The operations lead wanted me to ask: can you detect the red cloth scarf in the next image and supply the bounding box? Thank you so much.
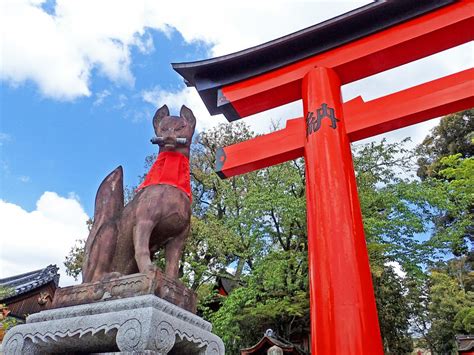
[137,151,191,200]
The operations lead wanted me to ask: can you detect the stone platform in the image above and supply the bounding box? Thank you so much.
[51,270,197,313]
[2,294,224,354]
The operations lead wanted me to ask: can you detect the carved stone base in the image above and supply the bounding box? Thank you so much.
[51,270,197,313]
[2,295,224,354]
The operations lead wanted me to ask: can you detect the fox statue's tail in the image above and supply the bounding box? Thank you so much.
[82,166,124,283]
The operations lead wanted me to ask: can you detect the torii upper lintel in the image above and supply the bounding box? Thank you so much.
[172,0,471,121]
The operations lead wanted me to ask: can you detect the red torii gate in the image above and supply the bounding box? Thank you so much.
[173,1,474,353]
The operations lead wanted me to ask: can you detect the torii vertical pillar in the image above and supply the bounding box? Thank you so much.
[303,67,383,354]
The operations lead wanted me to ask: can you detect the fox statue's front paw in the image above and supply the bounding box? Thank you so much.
[145,263,160,275]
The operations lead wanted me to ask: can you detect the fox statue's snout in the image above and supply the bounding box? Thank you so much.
[82,104,196,284]
[150,136,187,146]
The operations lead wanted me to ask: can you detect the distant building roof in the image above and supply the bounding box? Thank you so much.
[0,265,60,301]
[457,335,474,353]
[241,332,304,355]
[217,274,240,296]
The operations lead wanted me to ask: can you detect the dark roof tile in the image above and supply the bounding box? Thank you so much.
[0,264,60,301]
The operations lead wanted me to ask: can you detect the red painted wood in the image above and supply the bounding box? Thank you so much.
[220,0,473,119]
[303,67,383,354]
[346,68,474,141]
[216,68,474,178]
[217,117,305,178]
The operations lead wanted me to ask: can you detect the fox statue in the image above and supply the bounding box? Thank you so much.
[82,104,196,283]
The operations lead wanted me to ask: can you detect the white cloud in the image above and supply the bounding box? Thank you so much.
[386,261,407,279]
[0,133,12,146]
[148,1,372,58]
[93,89,111,106]
[0,0,369,100]
[0,0,159,100]
[142,86,227,132]
[0,192,89,286]
[18,175,31,183]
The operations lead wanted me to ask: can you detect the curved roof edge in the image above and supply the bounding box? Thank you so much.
[171,0,456,119]
[0,264,60,300]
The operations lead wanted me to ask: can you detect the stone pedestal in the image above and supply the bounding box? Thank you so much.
[2,295,224,354]
[52,270,197,313]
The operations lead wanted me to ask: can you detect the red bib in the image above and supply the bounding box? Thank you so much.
[137,151,191,200]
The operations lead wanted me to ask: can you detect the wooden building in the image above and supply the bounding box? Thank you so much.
[0,264,59,320]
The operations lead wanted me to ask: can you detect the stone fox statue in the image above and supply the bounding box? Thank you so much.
[82,105,196,283]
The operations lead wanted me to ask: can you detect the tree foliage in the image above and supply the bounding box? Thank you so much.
[414,110,473,256]
[373,266,412,354]
[407,261,474,354]
[0,287,18,333]
[64,238,85,280]
[63,218,92,280]
[416,109,473,179]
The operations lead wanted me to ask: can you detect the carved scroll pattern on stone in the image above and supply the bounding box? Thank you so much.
[3,333,24,355]
[205,341,221,355]
[151,320,175,352]
[116,318,144,351]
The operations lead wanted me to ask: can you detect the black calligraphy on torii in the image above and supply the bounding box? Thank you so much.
[306,103,340,136]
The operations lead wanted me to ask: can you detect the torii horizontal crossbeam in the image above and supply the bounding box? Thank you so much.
[173,1,472,122]
[219,1,472,120]
[216,68,474,178]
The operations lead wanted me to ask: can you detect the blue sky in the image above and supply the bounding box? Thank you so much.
[0,0,472,285]
[1,29,209,216]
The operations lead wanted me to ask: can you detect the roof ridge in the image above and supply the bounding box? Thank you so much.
[0,264,60,300]
[0,267,45,284]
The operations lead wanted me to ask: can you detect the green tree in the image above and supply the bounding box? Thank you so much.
[435,154,474,253]
[64,238,85,280]
[416,109,473,179]
[373,266,413,354]
[0,286,14,300]
[415,110,473,257]
[415,270,473,354]
[210,249,309,354]
[0,287,17,333]
[182,122,264,288]
[405,152,474,354]
[63,218,92,280]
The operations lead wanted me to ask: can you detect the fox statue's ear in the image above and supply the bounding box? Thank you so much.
[153,105,169,134]
[180,105,196,130]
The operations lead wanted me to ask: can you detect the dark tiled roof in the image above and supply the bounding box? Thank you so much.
[217,275,240,295]
[457,335,474,352]
[0,264,59,301]
[241,335,303,354]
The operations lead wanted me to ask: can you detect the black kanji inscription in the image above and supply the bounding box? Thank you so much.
[306,103,339,136]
